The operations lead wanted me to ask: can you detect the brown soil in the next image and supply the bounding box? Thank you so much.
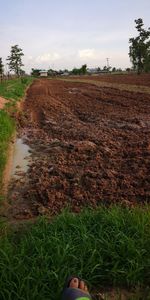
[0,96,8,109]
[5,78,150,219]
[72,73,150,87]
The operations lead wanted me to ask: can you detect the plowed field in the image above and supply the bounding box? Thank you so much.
[7,77,150,219]
[72,73,150,87]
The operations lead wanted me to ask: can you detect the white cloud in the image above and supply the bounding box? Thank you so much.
[27,55,33,60]
[78,49,96,59]
[35,52,61,63]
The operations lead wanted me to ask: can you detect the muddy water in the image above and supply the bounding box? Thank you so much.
[11,138,31,178]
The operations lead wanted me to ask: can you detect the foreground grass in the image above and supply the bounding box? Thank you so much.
[0,77,33,102]
[0,77,33,185]
[0,206,150,299]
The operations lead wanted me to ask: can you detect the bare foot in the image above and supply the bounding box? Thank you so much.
[69,277,89,294]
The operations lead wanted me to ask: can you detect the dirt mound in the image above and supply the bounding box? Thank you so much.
[6,78,150,219]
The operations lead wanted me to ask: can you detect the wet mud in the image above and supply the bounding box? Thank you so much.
[5,78,150,219]
[11,138,31,178]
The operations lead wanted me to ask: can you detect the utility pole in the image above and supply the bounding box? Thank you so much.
[106,58,110,70]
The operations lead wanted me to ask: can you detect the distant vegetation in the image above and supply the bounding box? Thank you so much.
[31,65,88,76]
[31,65,127,77]
[71,64,87,75]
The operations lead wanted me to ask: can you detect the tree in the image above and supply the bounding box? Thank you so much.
[97,67,101,72]
[112,67,116,72]
[80,64,87,75]
[126,68,131,73]
[71,64,87,75]
[103,66,108,71]
[0,57,4,75]
[7,45,24,76]
[129,18,150,74]
[72,67,80,75]
[31,68,41,77]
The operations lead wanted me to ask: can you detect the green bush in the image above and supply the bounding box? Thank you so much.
[21,77,28,84]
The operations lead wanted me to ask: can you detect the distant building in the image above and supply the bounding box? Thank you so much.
[87,68,109,75]
[87,68,98,74]
[61,72,70,76]
[39,70,48,77]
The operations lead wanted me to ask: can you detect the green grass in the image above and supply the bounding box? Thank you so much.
[0,77,33,102]
[0,110,15,183]
[0,206,150,299]
[0,77,33,185]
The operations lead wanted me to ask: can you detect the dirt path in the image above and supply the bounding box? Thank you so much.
[4,78,150,220]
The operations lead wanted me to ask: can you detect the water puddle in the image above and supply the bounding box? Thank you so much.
[11,138,31,178]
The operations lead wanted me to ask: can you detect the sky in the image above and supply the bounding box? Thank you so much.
[0,0,150,73]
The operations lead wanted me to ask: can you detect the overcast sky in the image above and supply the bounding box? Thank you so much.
[1,0,150,73]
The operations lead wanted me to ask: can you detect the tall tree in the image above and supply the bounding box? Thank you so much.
[0,57,4,75]
[72,64,87,75]
[129,18,150,74]
[31,68,41,76]
[80,64,87,74]
[7,45,24,76]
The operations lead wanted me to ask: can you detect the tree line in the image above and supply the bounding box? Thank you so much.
[31,64,88,76]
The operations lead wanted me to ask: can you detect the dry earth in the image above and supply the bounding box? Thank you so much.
[72,73,150,87]
[0,96,8,109]
[5,77,150,219]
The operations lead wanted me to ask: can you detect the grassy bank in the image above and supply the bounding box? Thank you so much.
[0,110,15,183]
[0,77,33,102]
[0,206,150,299]
[0,77,33,185]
